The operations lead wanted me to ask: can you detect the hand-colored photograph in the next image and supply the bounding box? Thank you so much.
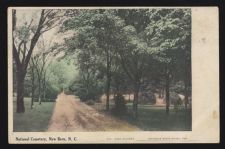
[11,8,192,132]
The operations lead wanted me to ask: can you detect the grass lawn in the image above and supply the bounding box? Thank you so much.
[13,98,55,132]
[13,97,191,132]
[122,104,192,131]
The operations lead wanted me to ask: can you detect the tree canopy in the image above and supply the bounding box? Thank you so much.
[13,8,191,118]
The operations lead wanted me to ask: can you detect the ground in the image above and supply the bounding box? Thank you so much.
[13,94,191,132]
[13,98,54,132]
[93,103,192,131]
[48,93,140,131]
[125,104,191,131]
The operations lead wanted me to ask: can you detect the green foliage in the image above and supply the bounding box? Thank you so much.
[85,99,95,105]
[70,74,104,101]
[145,9,191,77]
[16,9,192,131]
[46,59,76,97]
[61,9,191,107]
[21,9,191,107]
[169,91,180,105]
[16,26,31,41]
[170,81,185,94]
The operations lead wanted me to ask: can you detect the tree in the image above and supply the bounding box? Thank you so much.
[91,10,125,111]
[31,36,55,104]
[62,9,125,110]
[12,9,64,112]
[145,9,191,114]
[116,37,152,118]
[60,8,191,118]
[47,58,76,96]
[75,42,101,101]
[115,9,153,118]
[29,58,36,109]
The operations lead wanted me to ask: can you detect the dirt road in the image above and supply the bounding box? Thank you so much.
[47,93,140,131]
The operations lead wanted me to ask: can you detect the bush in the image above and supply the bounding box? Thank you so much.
[170,91,180,105]
[85,99,95,105]
[170,81,185,94]
[70,80,104,102]
[139,92,156,104]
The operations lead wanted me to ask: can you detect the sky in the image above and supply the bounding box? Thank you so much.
[15,9,79,80]
[15,9,75,60]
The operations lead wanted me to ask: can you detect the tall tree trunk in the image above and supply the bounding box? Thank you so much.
[114,83,120,107]
[43,77,46,102]
[133,82,140,119]
[16,71,25,113]
[13,9,55,113]
[38,78,41,105]
[31,66,34,109]
[184,60,190,109]
[106,51,111,111]
[86,83,89,100]
[41,73,46,102]
[165,72,170,115]
[162,88,165,98]
[106,72,111,111]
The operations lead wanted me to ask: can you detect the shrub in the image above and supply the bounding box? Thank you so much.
[170,91,180,105]
[85,99,95,105]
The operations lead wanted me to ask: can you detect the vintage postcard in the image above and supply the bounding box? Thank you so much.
[8,7,219,143]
